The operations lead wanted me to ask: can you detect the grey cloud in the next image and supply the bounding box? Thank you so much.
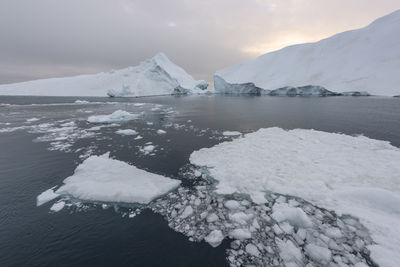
[0,0,399,84]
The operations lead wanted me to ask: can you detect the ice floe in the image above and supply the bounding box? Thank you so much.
[87,110,138,124]
[37,187,59,206]
[116,129,138,136]
[56,153,181,204]
[190,127,400,266]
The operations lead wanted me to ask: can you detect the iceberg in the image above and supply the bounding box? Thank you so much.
[215,10,400,96]
[190,127,400,267]
[0,53,208,97]
[56,153,181,204]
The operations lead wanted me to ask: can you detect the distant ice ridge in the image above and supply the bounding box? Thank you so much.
[0,53,208,97]
[190,127,400,267]
[215,10,400,96]
[55,153,181,204]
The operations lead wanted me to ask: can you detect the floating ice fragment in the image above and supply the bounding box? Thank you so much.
[87,110,138,123]
[50,201,65,212]
[224,200,241,210]
[229,228,252,240]
[272,202,313,228]
[204,230,224,247]
[56,153,180,204]
[116,129,138,136]
[180,206,193,219]
[74,100,89,104]
[245,243,260,257]
[37,188,59,206]
[305,243,332,264]
[156,129,167,135]
[222,131,241,136]
[26,117,40,122]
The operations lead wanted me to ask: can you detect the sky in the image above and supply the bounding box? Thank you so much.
[0,0,399,85]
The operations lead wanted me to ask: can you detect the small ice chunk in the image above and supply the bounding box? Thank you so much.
[142,145,155,153]
[156,129,167,135]
[180,206,193,219]
[37,188,59,206]
[245,243,260,257]
[50,201,65,212]
[75,100,89,104]
[88,110,138,123]
[229,228,252,240]
[26,117,40,122]
[204,230,224,247]
[116,129,138,136]
[272,203,313,228]
[223,131,242,136]
[277,239,303,264]
[229,212,253,225]
[194,170,202,177]
[304,244,332,264]
[134,135,143,140]
[325,227,343,239]
[224,200,241,210]
[206,213,219,223]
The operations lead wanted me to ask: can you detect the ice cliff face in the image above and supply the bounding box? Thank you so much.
[0,53,208,97]
[215,10,400,96]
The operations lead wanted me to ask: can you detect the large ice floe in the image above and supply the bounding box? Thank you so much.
[190,127,400,267]
[215,10,400,96]
[55,153,181,204]
[0,53,208,97]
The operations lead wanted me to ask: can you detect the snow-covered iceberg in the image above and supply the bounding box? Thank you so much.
[215,10,400,96]
[56,153,181,204]
[190,127,400,266]
[0,53,208,97]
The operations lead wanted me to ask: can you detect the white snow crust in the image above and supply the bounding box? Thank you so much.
[190,127,400,266]
[215,10,400,96]
[0,53,208,97]
[56,153,181,204]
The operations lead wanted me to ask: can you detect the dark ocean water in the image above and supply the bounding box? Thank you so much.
[0,95,399,267]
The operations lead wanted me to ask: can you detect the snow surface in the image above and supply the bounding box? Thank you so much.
[87,110,138,123]
[215,10,400,96]
[0,53,208,97]
[190,127,400,266]
[56,153,181,204]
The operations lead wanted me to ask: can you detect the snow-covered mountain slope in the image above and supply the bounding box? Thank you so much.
[215,10,400,96]
[0,53,208,97]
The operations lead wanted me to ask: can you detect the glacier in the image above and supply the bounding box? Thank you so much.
[0,53,208,97]
[215,10,400,97]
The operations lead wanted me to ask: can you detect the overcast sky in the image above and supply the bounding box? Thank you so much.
[1,0,399,84]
